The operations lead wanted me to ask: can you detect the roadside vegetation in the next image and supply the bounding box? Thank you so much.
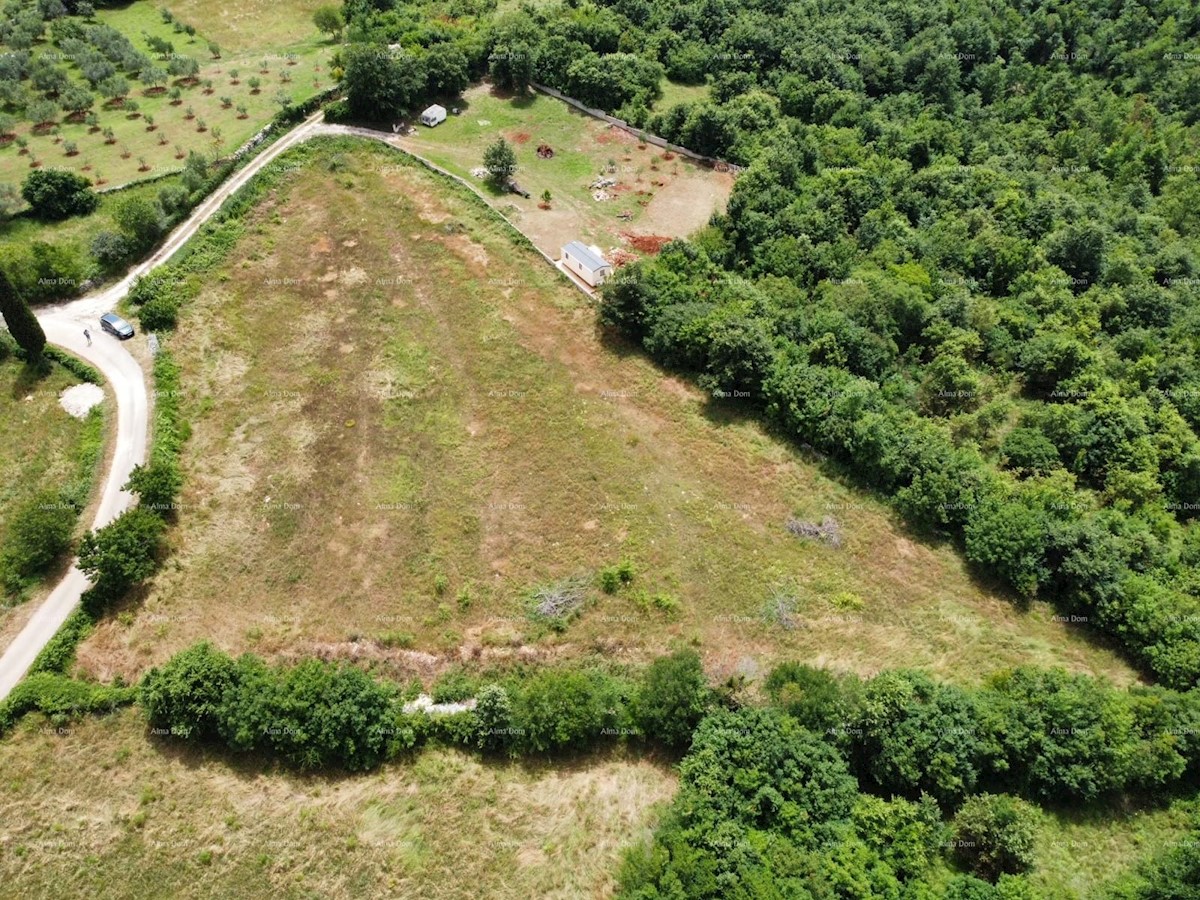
[0,333,103,608]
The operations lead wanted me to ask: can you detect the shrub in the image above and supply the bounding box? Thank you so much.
[430,668,476,703]
[90,229,132,269]
[313,4,343,38]
[952,794,1039,882]
[323,98,350,122]
[679,706,859,845]
[765,661,861,734]
[127,267,177,306]
[77,506,166,602]
[138,291,180,330]
[632,648,710,750]
[483,137,516,187]
[21,168,98,220]
[140,641,242,740]
[473,684,517,754]
[598,565,622,594]
[113,195,166,249]
[985,667,1141,802]
[28,608,94,675]
[514,668,630,753]
[0,490,76,593]
[124,461,182,516]
[856,793,948,882]
[0,673,135,735]
[852,670,989,807]
[1,240,88,302]
[234,659,398,771]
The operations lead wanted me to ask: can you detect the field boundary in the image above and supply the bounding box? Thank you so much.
[529,81,742,173]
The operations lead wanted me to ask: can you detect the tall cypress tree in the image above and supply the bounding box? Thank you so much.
[0,268,45,360]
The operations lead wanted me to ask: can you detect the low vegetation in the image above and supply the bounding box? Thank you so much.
[0,704,673,898]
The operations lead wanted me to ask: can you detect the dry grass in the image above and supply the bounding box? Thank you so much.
[0,709,675,899]
[73,140,1139,689]
[156,0,333,52]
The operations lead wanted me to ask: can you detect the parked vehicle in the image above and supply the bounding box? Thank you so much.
[99,312,135,340]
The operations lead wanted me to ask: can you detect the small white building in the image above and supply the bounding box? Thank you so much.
[561,241,612,287]
[419,104,447,127]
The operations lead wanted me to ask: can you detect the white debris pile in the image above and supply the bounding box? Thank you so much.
[402,694,477,716]
[470,166,489,179]
[58,383,104,419]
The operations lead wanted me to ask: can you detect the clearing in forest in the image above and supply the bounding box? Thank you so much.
[73,138,1136,689]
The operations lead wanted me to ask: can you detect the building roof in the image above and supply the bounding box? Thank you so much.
[563,241,609,272]
[421,104,447,117]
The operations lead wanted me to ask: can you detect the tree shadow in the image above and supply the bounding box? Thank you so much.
[593,320,645,362]
[8,356,52,399]
[486,84,537,111]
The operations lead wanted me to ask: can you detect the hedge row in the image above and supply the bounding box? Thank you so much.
[139,643,711,770]
[0,672,135,736]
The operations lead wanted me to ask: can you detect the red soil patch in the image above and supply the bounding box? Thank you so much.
[595,126,638,146]
[510,131,532,144]
[622,233,673,254]
[608,248,639,267]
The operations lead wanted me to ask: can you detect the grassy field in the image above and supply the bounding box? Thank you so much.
[0,353,104,635]
[651,79,710,111]
[149,0,330,53]
[0,708,675,899]
[0,2,335,190]
[70,138,1138,689]
[397,82,733,260]
[1031,799,1200,898]
[0,356,93,549]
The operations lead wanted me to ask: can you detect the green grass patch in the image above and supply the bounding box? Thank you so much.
[651,79,710,111]
[0,354,101,590]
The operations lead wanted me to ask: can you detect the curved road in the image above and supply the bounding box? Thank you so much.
[0,111,328,700]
